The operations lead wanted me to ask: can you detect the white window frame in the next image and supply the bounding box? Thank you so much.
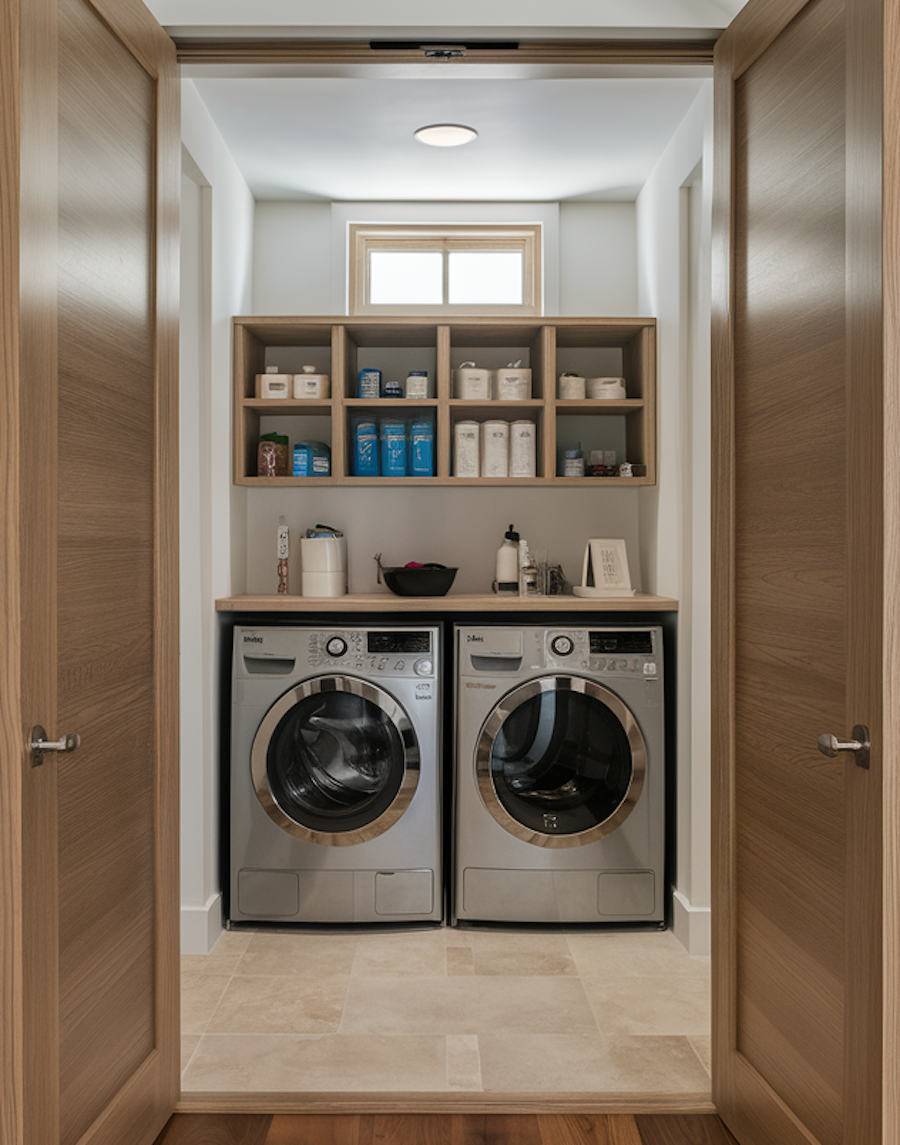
[349,223,542,316]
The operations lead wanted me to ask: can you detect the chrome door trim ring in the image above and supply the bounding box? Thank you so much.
[251,674,420,847]
[475,674,646,849]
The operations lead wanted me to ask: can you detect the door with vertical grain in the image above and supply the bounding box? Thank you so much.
[712,1,900,1144]
[0,1,179,1143]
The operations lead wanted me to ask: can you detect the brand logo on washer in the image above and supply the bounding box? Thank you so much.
[465,682,496,689]
[466,634,485,643]
[242,635,263,644]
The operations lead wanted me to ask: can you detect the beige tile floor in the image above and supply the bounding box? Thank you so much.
[181,925,711,1095]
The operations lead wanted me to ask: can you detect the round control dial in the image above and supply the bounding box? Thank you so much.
[414,658,433,676]
[550,635,575,657]
[325,636,348,657]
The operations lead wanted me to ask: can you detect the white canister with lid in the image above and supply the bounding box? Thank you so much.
[454,421,481,477]
[293,365,330,399]
[558,373,586,400]
[493,367,532,401]
[586,376,627,400]
[481,420,510,478]
[453,362,491,400]
[509,420,537,478]
[300,535,346,597]
[257,365,292,399]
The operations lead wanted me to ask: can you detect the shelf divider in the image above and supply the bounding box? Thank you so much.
[331,323,347,478]
[540,324,556,479]
[436,326,452,478]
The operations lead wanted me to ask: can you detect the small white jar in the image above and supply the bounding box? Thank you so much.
[405,371,430,398]
[293,365,330,399]
[493,368,532,401]
[558,373,586,400]
[257,366,292,399]
[454,362,491,400]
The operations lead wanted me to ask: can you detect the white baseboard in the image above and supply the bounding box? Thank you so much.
[671,888,710,956]
[181,893,223,955]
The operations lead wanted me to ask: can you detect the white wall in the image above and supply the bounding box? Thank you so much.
[180,81,255,953]
[253,202,331,315]
[248,199,638,592]
[559,202,637,317]
[636,81,712,953]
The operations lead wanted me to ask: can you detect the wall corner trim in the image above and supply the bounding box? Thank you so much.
[181,894,223,955]
[671,887,711,956]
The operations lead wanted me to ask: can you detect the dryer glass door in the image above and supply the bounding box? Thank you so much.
[476,676,646,848]
[251,676,419,846]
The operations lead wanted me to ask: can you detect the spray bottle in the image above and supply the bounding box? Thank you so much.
[494,524,519,595]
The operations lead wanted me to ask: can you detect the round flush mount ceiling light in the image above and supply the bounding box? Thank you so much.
[414,123,478,147]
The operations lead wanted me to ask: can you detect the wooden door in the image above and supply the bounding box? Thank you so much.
[0,1,180,1144]
[712,1,900,1143]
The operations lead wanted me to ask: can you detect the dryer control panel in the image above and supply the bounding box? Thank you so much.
[546,628,660,679]
[309,629,435,678]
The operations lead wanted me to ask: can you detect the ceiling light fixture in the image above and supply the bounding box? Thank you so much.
[414,123,478,147]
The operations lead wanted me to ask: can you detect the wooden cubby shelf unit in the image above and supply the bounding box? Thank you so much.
[233,316,657,487]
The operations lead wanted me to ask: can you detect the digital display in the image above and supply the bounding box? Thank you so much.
[367,631,432,654]
[589,631,653,655]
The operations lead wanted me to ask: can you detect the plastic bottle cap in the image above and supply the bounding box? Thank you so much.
[505,524,519,541]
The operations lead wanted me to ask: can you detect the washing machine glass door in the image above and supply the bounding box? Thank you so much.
[475,676,646,849]
[251,675,419,846]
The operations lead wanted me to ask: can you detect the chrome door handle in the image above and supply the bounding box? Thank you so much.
[30,725,81,765]
[817,725,870,768]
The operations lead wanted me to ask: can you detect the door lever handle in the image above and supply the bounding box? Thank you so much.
[30,725,81,765]
[817,725,870,768]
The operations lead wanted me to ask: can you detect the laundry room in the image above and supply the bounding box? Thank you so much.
[174,27,714,1103]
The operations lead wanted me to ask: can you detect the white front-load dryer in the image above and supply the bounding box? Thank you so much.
[230,625,442,924]
[453,625,664,925]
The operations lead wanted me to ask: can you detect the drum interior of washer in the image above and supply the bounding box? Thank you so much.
[267,690,405,833]
[491,690,633,835]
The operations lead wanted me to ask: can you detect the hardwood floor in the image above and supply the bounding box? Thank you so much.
[153,1113,738,1144]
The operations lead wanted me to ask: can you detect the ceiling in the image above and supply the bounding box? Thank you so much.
[150,0,739,203]
[190,74,709,202]
[147,0,748,39]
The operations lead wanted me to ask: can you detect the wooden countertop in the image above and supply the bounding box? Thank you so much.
[216,593,678,613]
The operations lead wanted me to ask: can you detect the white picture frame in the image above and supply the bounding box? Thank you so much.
[573,538,636,597]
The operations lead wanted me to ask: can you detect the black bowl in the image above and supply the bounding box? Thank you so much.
[381,563,457,597]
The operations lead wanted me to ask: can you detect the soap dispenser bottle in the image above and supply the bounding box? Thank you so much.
[494,524,520,595]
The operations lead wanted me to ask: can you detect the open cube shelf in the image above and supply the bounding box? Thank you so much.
[233,316,657,486]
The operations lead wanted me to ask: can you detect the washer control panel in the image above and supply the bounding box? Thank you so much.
[308,629,435,678]
[545,629,659,678]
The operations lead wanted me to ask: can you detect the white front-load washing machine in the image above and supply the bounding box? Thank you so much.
[453,624,664,925]
[230,624,442,924]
